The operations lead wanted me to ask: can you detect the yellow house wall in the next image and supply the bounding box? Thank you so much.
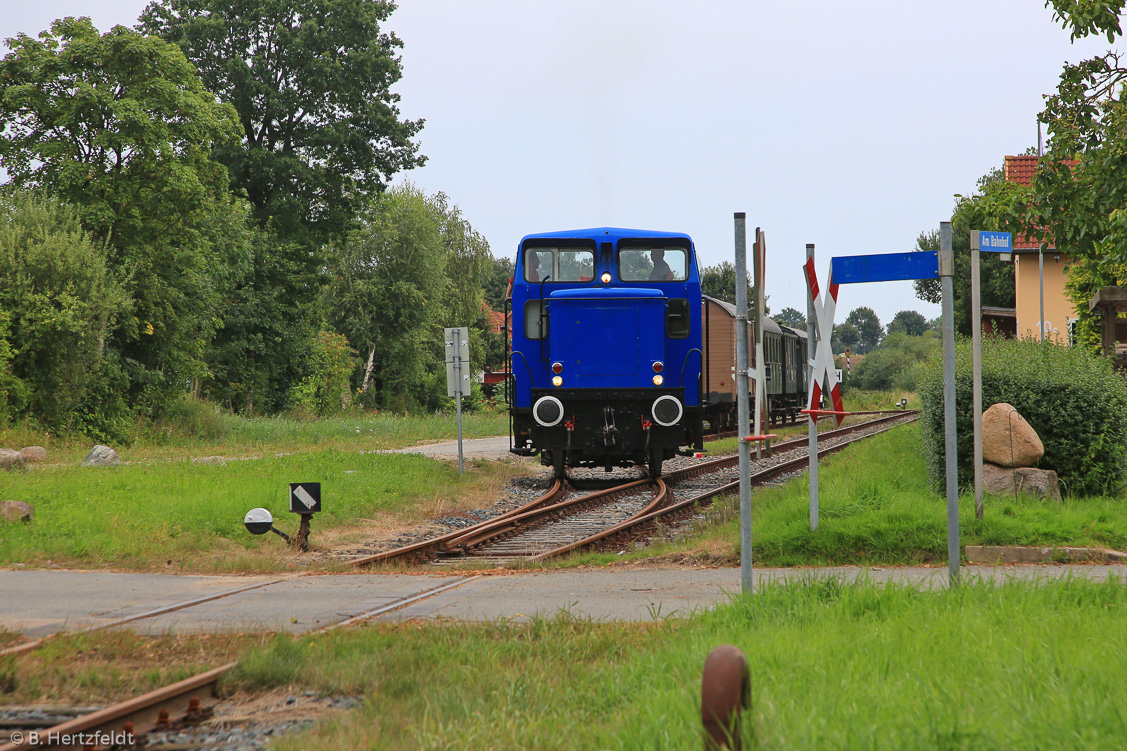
[1013,251,1075,343]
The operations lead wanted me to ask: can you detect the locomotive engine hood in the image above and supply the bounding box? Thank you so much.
[546,287,666,388]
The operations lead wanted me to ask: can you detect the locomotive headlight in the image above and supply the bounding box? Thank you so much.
[600,272,612,284]
[552,375,563,387]
[652,374,664,386]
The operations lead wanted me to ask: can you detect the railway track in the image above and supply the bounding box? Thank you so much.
[355,411,918,567]
[0,664,233,751]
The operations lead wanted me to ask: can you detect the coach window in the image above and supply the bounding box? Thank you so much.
[524,300,549,340]
[666,298,691,339]
[618,248,688,282]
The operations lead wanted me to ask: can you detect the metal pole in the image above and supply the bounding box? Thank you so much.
[806,243,818,532]
[752,230,764,461]
[970,232,984,520]
[940,221,959,586]
[455,328,465,475]
[1039,243,1045,343]
[734,213,753,594]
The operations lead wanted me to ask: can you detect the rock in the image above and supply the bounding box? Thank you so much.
[1,500,33,522]
[81,445,120,467]
[983,462,1061,501]
[19,446,46,463]
[191,456,227,466]
[982,403,1044,468]
[0,449,25,471]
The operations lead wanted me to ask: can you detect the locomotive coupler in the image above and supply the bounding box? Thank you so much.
[602,406,618,447]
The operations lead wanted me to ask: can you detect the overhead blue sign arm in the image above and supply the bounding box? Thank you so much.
[831,251,939,284]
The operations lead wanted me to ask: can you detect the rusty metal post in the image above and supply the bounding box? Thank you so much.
[701,645,750,750]
[294,515,311,552]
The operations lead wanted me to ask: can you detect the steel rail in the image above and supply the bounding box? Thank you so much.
[349,478,565,566]
[0,663,236,751]
[352,412,916,567]
[665,411,919,482]
[530,415,917,562]
[440,477,663,554]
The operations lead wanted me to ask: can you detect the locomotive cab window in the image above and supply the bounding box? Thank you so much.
[523,247,595,283]
[666,298,691,339]
[618,248,688,282]
[524,300,549,340]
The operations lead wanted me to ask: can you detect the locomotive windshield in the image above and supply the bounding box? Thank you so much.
[523,247,595,283]
[618,248,688,282]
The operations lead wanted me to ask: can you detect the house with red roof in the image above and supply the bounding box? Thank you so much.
[984,155,1078,344]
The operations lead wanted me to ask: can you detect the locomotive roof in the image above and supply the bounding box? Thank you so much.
[519,227,693,245]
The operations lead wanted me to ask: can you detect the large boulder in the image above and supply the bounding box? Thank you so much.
[0,449,25,471]
[19,446,46,463]
[982,403,1044,468]
[1,500,33,522]
[81,445,120,467]
[983,462,1061,501]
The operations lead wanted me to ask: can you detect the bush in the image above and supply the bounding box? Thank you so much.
[918,336,1127,497]
[851,331,940,391]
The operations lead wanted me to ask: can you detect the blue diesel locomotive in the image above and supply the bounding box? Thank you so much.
[507,227,705,478]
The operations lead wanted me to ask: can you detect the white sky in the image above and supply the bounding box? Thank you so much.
[2,1,1118,325]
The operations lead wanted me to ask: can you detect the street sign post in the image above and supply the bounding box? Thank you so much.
[829,222,961,586]
[734,214,753,594]
[969,231,1013,520]
[445,327,470,474]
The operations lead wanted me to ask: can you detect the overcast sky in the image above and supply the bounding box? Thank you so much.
[2,1,1118,325]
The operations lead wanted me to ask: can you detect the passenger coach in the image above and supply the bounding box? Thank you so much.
[508,228,705,478]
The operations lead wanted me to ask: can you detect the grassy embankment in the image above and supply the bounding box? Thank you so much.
[0,411,519,572]
[5,578,1127,749]
[575,420,1127,568]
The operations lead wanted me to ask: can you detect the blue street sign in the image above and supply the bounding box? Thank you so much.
[832,251,939,284]
[975,231,1012,252]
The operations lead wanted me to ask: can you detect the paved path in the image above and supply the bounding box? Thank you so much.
[385,435,518,462]
[2,565,1124,641]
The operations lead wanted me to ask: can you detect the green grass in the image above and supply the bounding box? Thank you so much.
[217,577,1127,750]
[576,421,1127,568]
[0,449,523,571]
[0,408,510,464]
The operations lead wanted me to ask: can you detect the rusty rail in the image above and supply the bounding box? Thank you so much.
[350,478,565,566]
[0,663,235,751]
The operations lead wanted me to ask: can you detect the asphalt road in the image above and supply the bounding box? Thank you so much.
[3,565,1124,642]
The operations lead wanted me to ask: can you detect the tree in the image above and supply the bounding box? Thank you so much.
[774,306,806,330]
[913,167,1016,338]
[845,307,883,353]
[0,18,241,417]
[323,183,446,406]
[887,310,929,336]
[700,261,767,317]
[851,331,940,392]
[483,256,515,313]
[833,321,860,354]
[140,0,426,244]
[0,191,130,432]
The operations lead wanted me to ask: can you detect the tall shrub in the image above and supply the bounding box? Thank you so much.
[0,191,130,434]
[918,336,1127,497]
